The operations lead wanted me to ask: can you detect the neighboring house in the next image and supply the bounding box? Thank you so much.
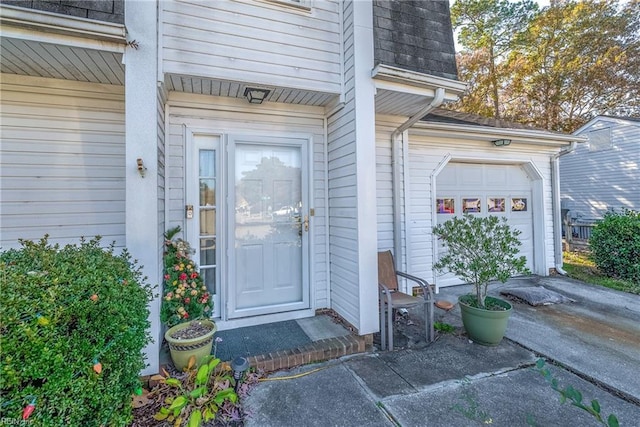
[560,116,640,222]
[0,0,582,375]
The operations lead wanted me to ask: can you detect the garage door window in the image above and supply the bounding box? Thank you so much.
[511,198,528,212]
[436,198,455,214]
[488,198,505,213]
[462,198,481,213]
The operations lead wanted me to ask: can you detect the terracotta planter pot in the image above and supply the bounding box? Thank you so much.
[165,319,217,370]
[458,295,512,346]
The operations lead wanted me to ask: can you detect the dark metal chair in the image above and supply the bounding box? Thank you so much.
[378,250,436,350]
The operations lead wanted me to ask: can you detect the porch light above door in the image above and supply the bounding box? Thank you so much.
[243,87,271,104]
[492,139,512,147]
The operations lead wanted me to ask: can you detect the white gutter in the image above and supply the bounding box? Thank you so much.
[412,121,580,147]
[551,141,579,275]
[0,4,126,43]
[390,88,445,274]
[372,64,468,96]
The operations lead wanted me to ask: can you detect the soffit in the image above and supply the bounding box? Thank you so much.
[372,64,467,117]
[0,5,126,85]
[165,74,338,108]
[0,37,124,85]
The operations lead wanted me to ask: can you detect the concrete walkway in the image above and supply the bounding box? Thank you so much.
[244,276,640,426]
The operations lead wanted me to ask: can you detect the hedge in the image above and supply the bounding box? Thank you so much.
[0,236,154,426]
[589,209,640,283]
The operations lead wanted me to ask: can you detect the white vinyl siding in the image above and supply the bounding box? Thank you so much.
[561,119,639,219]
[165,92,329,309]
[0,74,125,248]
[326,0,360,330]
[158,86,168,259]
[161,0,341,94]
[375,116,408,268]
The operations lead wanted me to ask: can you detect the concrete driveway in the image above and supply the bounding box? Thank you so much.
[245,276,640,426]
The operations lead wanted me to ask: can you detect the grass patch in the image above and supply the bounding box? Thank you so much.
[434,321,456,334]
[563,251,639,295]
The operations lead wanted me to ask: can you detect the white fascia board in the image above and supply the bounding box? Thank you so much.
[573,116,640,135]
[374,80,459,102]
[411,121,587,147]
[372,64,468,97]
[0,4,126,48]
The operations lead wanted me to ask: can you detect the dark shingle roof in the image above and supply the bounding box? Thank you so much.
[422,108,563,134]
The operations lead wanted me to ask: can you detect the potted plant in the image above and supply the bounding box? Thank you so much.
[161,227,215,370]
[433,215,530,345]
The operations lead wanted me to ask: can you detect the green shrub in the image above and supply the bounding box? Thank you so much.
[0,236,154,426]
[589,209,640,283]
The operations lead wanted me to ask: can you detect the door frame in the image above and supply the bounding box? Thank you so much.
[226,133,311,319]
[185,128,314,325]
[185,129,225,318]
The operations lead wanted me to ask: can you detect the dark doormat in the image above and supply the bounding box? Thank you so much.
[213,320,312,362]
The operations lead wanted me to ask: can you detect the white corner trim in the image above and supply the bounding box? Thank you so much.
[0,4,126,43]
[429,153,453,292]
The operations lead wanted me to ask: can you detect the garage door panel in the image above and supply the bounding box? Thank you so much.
[461,165,483,185]
[485,167,508,186]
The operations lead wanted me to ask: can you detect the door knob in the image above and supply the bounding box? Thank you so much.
[304,215,309,232]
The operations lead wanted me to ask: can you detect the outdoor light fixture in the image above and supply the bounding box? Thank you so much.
[136,158,147,177]
[492,139,512,147]
[231,356,250,392]
[243,87,271,104]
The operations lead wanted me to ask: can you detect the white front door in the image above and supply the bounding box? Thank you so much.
[228,135,310,319]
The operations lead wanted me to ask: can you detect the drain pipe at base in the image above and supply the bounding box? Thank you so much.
[551,141,577,275]
[390,88,445,273]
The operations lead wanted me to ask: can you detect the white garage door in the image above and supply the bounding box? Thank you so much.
[435,162,534,287]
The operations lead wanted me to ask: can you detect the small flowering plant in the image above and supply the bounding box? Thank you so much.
[160,227,213,327]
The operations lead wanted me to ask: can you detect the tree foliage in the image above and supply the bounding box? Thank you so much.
[451,0,640,132]
[451,0,539,118]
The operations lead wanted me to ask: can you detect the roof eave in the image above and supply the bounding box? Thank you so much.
[372,64,468,97]
[411,121,587,147]
[0,4,126,45]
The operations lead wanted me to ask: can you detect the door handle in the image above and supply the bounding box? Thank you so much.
[304,215,309,232]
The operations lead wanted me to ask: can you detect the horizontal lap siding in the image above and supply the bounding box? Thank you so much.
[375,116,407,268]
[326,0,359,329]
[162,0,341,93]
[0,74,125,248]
[158,86,168,263]
[561,121,640,219]
[167,93,328,308]
[407,133,558,283]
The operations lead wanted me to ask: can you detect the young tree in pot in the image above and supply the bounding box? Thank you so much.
[433,215,530,345]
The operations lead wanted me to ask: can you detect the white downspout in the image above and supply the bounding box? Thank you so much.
[390,88,445,275]
[551,141,577,275]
